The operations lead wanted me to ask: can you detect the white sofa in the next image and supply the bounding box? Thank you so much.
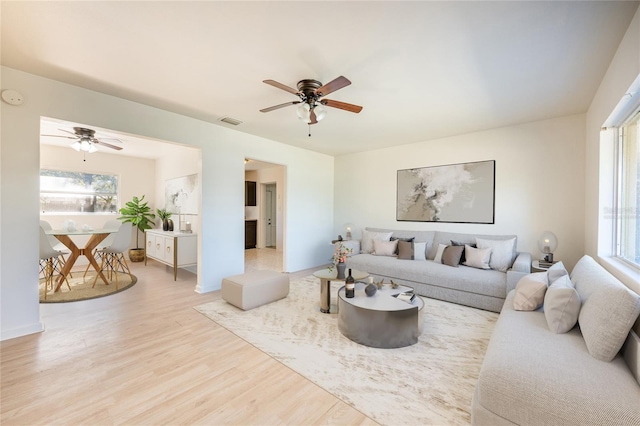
[472,255,640,425]
[344,227,531,313]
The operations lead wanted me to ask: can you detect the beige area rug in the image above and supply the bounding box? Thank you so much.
[195,275,498,425]
[40,271,137,303]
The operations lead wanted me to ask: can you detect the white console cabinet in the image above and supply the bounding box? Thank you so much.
[145,229,197,280]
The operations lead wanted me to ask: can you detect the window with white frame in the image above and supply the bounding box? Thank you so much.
[615,113,640,268]
[40,169,118,214]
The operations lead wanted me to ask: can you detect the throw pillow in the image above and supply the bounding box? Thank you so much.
[361,229,393,254]
[513,272,548,311]
[397,240,414,260]
[441,245,464,267]
[434,243,448,263]
[571,255,640,362]
[475,237,517,272]
[544,275,581,333]
[413,242,427,261]
[547,261,568,283]
[391,236,414,254]
[373,239,398,256]
[463,245,492,270]
[451,240,475,263]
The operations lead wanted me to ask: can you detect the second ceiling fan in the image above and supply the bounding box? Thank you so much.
[260,76,363,125]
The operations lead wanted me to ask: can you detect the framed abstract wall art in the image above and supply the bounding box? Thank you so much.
[396,160,495,224]
[165,173,199,214]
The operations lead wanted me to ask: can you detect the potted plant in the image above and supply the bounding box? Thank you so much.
[156,208,173,231]
[118,195,156,262]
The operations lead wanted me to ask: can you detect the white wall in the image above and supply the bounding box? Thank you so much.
[1,67,334,341]
[334,114,586,271]
[585,7,640,294]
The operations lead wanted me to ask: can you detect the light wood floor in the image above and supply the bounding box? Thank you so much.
[1,257,377,425]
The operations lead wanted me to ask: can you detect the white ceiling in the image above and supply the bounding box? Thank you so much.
[3,1,638,156]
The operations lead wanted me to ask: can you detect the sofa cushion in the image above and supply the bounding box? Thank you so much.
[413,242,427,261]
[476,290,640,425]
[513,272,547,311]
[547,261,568,283]
[476,237,516,272]
[372,239,397,256]
[366,227,434,245]
[442,245,464,267]
[434,243,447,263]
[571,255,640,362]
[451,240,476,263]
[544,274,580,334]
[397,240,413,260]
[360,229,393,254]
[464,245,491,270]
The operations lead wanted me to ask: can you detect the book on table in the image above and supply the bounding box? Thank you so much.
[396,291,416,303]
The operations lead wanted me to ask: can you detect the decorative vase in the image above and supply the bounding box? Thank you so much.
[336,262,346,280]
[162,218,169,231]
[167,219,174,231]
[365,283,377,297]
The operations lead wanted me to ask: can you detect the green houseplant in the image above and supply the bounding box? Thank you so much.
[156,208,173,231]
[118,195,156,262]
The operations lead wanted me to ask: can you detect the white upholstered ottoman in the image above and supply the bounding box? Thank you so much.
[221,270,290,310]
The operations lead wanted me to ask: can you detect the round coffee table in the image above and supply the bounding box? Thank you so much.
[337,282,425,348]
[313,268,368,313]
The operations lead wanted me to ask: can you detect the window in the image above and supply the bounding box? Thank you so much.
[615,114,640,267]
[40,169,118,214]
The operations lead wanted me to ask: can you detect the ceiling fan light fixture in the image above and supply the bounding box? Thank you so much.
[71,141,82,151]
[296,103,311,123]
[314,104,327,121]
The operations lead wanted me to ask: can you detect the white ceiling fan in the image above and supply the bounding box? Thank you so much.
[42,127,123,153]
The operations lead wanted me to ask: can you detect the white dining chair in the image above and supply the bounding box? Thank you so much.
[83,219,121,278]
[40,220,73,278]
[92,222,133,290]
[39,226,71,300]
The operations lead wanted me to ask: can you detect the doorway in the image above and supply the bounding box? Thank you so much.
[264,183,276,248]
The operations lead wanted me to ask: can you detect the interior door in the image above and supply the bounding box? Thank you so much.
[265,184,276,248]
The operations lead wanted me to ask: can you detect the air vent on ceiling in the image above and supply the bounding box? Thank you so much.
[220,117,243,126]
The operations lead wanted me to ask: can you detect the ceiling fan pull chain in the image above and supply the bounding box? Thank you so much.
[308,124,311,138]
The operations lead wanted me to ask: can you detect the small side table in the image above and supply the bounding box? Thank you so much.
[313,268,368,313]
[532,260,558,272]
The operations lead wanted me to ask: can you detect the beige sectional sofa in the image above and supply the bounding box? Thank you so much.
[343,227,531,313]
[472,255,640,425]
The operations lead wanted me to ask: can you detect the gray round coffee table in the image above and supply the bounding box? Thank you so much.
[337,282,425,348]
[313,268,368,313]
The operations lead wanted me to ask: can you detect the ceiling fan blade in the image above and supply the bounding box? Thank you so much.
[59,128,79,136]
[263,80,299,95]
[95,141,123,150]
[315,76,351,97]
[260,101,301,113]
[309,109,318,125]
[96,137,123,144]
[321,99,363,113]
[41,134,77,139]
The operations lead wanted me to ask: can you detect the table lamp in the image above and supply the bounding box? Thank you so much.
[344,223,354,240]
[537,231,558,263]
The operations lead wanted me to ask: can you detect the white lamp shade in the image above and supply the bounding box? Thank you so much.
[296,103,311,123]
[314,104,327,121]
[537,231,558,254]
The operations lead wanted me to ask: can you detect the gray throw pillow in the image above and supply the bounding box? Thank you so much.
[451,240,475,263]
[441,245,464,267]
[544,275,581,333]
[397,240,414,260]
[571,255,640,362]
[547,261,568,283]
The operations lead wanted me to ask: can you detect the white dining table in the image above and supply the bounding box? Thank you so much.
[45,228,119,292]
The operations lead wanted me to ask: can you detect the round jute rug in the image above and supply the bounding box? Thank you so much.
[40,271,137,303]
